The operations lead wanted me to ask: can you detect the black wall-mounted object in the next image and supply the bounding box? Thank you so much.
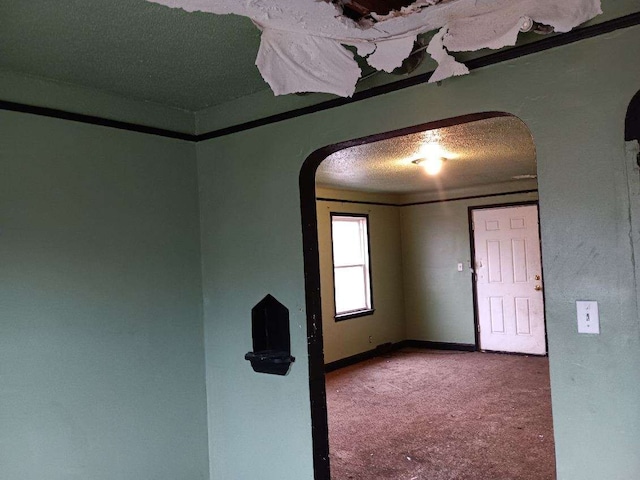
[626,90,640,167]
[625,90,640,143]
[245,294,295,376]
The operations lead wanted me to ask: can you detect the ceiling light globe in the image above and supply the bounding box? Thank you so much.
[423,157,444,175]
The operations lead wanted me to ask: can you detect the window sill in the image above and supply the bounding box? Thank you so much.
[335,309,375,322]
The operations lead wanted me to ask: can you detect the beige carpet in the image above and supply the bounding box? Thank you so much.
[326,348,556,480]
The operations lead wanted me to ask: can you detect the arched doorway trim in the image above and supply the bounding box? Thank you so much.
[298,111,527,479]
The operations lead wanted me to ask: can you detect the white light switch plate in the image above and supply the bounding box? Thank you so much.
[457,263,464,272]
[576,301,600,334]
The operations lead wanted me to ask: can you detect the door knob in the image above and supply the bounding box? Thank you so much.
[534,274,541,280]
[534,285,542,291]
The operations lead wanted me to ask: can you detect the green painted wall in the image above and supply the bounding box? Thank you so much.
[195,133,315,480]
[196,25,640,480]
[0,112,209,480]
[316,191,405,364]
[401,188,538,344]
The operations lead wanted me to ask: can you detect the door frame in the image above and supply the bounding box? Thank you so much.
[468,201,549,355]
[299,112,519,480]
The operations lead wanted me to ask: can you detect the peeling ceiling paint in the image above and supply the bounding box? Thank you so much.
[148,0,602,96]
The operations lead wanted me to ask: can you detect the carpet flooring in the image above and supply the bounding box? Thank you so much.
[326,348,556,480]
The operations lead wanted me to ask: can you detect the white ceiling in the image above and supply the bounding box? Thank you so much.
[316,115,537,194]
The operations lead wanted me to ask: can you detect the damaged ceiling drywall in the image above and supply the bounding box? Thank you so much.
[148,0,602,97]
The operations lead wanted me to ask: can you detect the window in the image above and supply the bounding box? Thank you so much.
[331,214,373,320]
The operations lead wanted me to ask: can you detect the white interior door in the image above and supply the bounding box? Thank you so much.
[473,205,546,355]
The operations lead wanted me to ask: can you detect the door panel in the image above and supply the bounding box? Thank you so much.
[473,205,546,354]
[489,297,505,333]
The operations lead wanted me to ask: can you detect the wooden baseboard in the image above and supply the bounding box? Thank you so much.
[401,339,476,352]
[324,342,400,372]
[324,340,476,372]
[480,348,547,357]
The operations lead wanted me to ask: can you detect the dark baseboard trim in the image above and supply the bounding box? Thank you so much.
[325,342,402,372]
[324,340,477,372]
[402,339,477,352]
[2,12,639,143]
[480,349,548,358]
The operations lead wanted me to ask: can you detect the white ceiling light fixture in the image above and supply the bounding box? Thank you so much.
[413,156,445,176]
[412,140,452,175]
[148,0,601,97]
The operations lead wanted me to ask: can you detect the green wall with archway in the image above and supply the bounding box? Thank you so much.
[196,25,640,480]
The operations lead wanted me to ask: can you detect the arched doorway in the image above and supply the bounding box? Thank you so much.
[300,112,555,479]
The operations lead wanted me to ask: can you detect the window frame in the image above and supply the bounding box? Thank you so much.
[329,212,375,321]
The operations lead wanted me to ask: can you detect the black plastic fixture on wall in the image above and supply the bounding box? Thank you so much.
[245,294,295,376]
[625,89,640,167]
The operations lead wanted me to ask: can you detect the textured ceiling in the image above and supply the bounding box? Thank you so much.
[0,1,265,111]
[316,115,537,194]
